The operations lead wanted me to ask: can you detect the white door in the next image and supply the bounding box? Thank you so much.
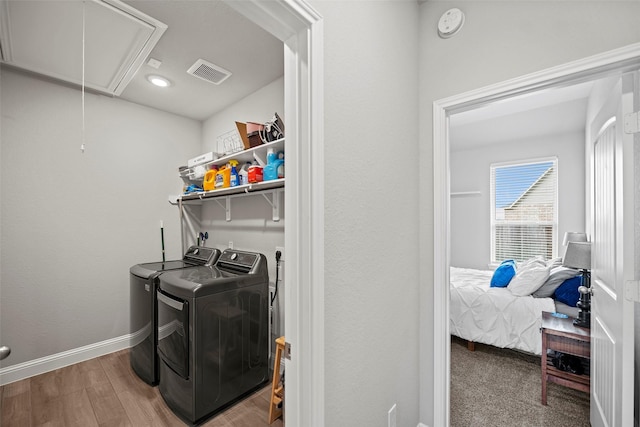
[589,73,636,427]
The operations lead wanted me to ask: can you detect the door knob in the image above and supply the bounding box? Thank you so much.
[578,285,593,296]
[0,345,11,360]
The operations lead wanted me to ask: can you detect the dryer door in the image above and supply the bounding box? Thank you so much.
[157,290,189,379]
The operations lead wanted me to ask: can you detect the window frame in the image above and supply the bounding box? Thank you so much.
[489,157,559,264]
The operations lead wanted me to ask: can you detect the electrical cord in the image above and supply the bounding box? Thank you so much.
[270,250,282,306]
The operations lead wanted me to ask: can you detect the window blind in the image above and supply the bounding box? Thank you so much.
[490,159,557,263]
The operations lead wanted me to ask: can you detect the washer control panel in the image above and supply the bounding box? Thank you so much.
[218,250,258,268]
[183,246,219,266]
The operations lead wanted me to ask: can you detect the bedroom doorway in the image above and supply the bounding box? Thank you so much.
[432,44,640,427]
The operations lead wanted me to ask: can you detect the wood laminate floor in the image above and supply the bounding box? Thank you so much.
[0,349,283,427]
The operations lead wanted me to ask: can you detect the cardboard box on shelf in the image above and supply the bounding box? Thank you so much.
[247,131,262,148]
[235,121,264,149]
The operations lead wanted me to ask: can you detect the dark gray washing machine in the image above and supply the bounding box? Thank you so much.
[129,245,221,385]
[156,249,269,425]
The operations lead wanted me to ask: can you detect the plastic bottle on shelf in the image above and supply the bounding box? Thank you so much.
[203,165,218,191]
[215,165,229,189]
[239,162,250,186]
[276,151,285,179]
[229,160,239,187]
[264,150,284,181]
[266,148,276,164]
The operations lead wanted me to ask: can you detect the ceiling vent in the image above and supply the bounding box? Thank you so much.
[187,59,232,85]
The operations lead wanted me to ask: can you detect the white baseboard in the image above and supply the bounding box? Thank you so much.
[417,423,429,427]
[0,334,132,386]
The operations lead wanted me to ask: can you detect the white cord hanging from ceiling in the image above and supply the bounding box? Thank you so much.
[80,0,86,153]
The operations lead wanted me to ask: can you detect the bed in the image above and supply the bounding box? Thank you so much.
[450,262,581,356]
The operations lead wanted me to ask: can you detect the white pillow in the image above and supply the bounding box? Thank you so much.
[508,258,551,296]
[517,255,545,269]
[546,257,563,268]
[532,266,580,298]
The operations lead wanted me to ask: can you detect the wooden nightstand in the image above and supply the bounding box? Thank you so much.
[541,311,591,405]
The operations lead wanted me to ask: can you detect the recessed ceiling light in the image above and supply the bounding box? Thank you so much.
[147,75,171,87]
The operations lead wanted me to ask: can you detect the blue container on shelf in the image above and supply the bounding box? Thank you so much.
[263,151,284,181]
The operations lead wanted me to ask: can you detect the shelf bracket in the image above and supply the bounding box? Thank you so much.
[261,189,281,222]
[253,151,267,167]
[214,197,232,222]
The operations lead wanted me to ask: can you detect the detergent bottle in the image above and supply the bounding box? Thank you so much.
[276,151,285,178]
[215,164,229,189]
[266,148,277,164]
[229,160,239,187]
[264,150,284,181]
[263,162,276,181]
[203,165,218,191]
[239,162,250,186]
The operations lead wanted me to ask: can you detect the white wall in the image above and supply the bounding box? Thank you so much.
[419,1,640,424]
[0,68,201,367]
[450,132,586,270]
[309,2,420,426]
[201,76,284,154]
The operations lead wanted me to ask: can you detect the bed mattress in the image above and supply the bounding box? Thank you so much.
[450,266,557,355]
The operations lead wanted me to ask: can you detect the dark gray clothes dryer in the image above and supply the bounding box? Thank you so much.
[156,249,269,425]
[129,246,220,386]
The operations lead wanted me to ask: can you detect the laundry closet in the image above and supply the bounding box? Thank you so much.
[145,84,286,423]
[0,0,285,424]
[124,1,287,423]
[178,86,287,363]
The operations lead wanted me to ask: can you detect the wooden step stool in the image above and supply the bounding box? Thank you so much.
[269,336,285,424]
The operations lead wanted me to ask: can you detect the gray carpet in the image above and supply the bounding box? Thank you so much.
[450,336,590,427]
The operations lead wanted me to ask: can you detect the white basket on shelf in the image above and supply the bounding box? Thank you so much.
[217,129,244,155]
[179,167,202,187]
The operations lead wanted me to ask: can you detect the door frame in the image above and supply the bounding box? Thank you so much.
[432,42,640,427]
[226,1,325,425]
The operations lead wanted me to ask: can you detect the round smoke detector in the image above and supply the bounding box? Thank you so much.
[438,8,465,39]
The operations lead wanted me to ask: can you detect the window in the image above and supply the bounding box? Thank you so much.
[490,159,557,263]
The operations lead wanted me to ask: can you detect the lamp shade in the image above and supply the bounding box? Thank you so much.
[563,242,591,270]
[563,232,588,246]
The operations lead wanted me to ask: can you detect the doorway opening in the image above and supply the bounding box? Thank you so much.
[431,43,640,427]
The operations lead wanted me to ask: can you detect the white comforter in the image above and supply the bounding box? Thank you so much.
[450,266,556,355]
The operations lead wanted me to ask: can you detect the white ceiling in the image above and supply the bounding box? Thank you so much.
[450,81,595,151]
[120,0,283,121]
[0,0,284,122]
[1,1,596,134]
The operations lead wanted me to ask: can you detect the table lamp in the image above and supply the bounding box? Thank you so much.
[562,232,588,257]
[563,241,591,328]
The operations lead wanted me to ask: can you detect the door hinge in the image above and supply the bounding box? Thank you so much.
[624,111,640,134]
[624,280,640,302]
[284,341,292,360]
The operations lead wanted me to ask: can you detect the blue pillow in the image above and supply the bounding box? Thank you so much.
[554,275,583,306]
[490,260,516,288]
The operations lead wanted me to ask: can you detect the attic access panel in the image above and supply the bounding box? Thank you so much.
[0,0,167,96]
